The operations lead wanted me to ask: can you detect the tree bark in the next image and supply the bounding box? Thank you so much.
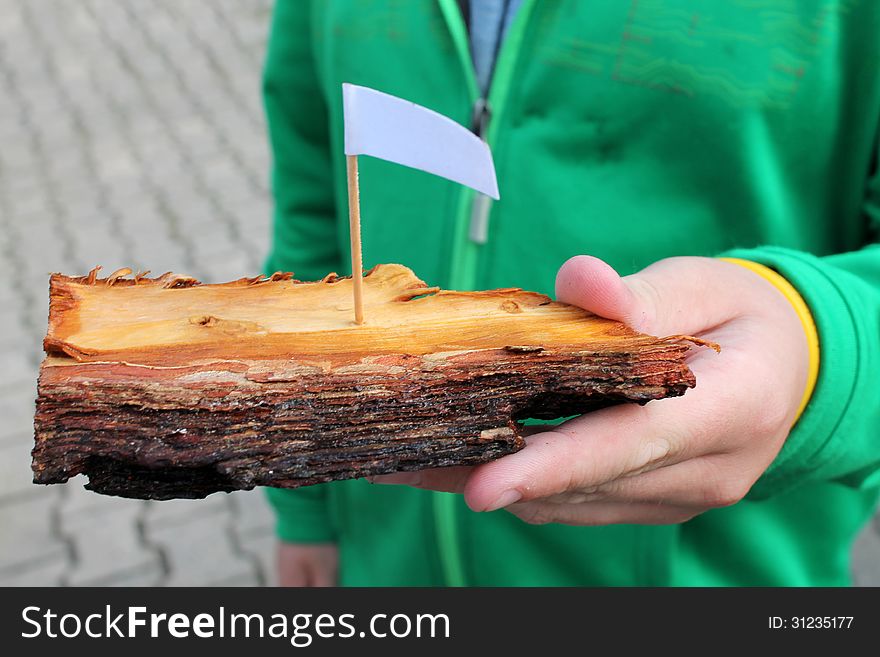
[32,264,710,500]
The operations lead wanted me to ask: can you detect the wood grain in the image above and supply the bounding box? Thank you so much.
[32,264,708,499]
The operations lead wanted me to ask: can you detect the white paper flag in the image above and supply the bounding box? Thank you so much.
[342,83,499,200]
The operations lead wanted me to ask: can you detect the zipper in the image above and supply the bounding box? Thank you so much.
[437,0,480,294]
[469,99,493,244]
[433,0,537,588]
[439,0,536,291]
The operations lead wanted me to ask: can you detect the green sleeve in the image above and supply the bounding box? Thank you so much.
[262,0,340,543]
[725,132,880,499]
[263,0,341,279]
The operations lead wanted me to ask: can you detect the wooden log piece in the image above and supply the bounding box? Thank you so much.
[32,264,710,500]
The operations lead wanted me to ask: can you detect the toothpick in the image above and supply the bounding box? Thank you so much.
[346,154,365,325]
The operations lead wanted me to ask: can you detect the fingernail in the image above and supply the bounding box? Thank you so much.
[483,489,522,512]
[370,473,422,486]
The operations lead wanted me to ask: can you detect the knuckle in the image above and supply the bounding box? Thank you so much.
[625,426,677,476]
[509,504,555,526]
[635,509,697,526]
[564,480,617,503]
[589,479,619,500]
[687,380,740,442]
[666,509,700,525]
[542,430,598,496]
[738,360,795,439]
[626,277,662,334]
[702,477,749,509]
[641,435,673,469]
[753,396,791,438]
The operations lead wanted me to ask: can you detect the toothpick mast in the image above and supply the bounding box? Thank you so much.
[341,83,500,326]
[346,154,364,325]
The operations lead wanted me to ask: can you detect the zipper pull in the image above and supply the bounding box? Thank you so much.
[469,98,493,245]
[471,98,492,137]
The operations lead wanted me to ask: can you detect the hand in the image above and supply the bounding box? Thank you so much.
[374,255,809,526]
[277,541,339,586]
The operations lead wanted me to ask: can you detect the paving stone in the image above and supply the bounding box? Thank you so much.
[218,196,272,237]
[227,491,277,585]
[228,490,275,534]
[143,494,228,529]
[129,242,190,276]
[0,350,37,399]
[16,227,72,277]
[25,307,52,342]
[60,493,162,587]
[197,247,258,281]
[7,193,53,222]
[73,563,164,587]
[0,558,67,586]
[0,0,279,587]
[852,520,880,586]
[0,439,40,501]
[189,232,239,266]
[238,531,277,586]
[207,572,262,587]
[0,489,68,573]
[60,475,132,514]
[147,508,258,587]
[0,316,29,347]
[0,7,25,36]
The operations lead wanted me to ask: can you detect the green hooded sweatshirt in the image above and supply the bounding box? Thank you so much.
[262,0,880,586]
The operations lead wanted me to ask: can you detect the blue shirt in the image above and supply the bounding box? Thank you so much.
[469,0,523,96]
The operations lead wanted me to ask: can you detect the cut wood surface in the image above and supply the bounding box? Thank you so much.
[33,264,710,500]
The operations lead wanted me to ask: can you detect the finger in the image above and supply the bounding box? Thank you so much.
[461,405,678,512]
[555,255,763,335]
[539,455,752,509]
[506,499,699,526]
[309,560,338,588]
[277,550,309,587]
[371,465,473,494]
[555,255,638,322]
[279,569,308,587]
[462,347,745,513]
[369,428,543,492]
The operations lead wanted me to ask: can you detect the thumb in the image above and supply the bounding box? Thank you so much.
[555,256,651,330]
[555,255,744,336]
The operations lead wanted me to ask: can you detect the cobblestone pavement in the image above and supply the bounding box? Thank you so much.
[0,0,878,587]
[0,0,277,586]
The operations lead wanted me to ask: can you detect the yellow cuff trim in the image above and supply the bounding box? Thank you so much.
[719,258,819,425]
